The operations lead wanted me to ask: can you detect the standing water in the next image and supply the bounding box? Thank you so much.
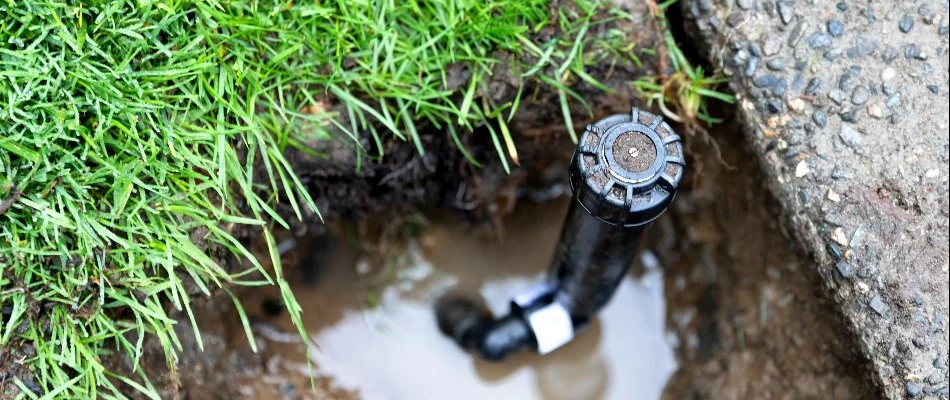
[221,199,676,400]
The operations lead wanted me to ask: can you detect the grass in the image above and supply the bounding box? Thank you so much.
[0,0,664,398]
[633,0,734,125]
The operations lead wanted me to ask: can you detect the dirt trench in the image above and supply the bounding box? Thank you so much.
[92,1,891,399]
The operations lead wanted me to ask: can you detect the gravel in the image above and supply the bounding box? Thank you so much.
[813,110,828,127]
[763,36,783,55]
[776,1,794,24]
[774,78,788,97]
[906,382,922,398]
[745,57,760,76]
[805,78,821,95]
[829,90,844,105]
[767,58,787,71]
[850,37,878,58]
[882,45,899,62]
[836,1,847,12]
[840,125,863,148]
[789,21,808,47]
[904,44,920,59]
[881,67,896,81]
[927,85,940,94]
[825,48,844,60]
[852,86,870,105]
[835,261,854,278]
[754,74,779,88]
[919,4,936,25]
[839,73,855,91]
[827,20,845,37]
[869,295,887,315]
[808,32,833,49]
[900,14,915,33]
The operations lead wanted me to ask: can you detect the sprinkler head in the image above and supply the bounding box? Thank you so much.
[572,108,684,227]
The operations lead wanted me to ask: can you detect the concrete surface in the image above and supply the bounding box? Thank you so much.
[682,0,949,398]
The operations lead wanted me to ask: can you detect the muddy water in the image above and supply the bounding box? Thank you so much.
[237,199,676,400]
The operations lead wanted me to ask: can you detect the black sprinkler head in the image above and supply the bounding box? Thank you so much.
[437,108,684,361]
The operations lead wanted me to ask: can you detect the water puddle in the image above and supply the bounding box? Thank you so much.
[234,199,676,400]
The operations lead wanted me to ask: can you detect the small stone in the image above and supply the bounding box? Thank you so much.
[754,74,779,88]
[788,98,806,112]
[868,103,884,118]
[926,169,939,178]
[927,84,939,94]
[861,7,877,24]
[774,78,788,97]
[831,227,849,246]
[805,78,821,95]
[791,72,805,90]
[824,48,843,60]
[906,382,922,398]
[904,44,920,59]
[763,37,783,55]
[919,4,936,25]
[899,14,915,33]
[881,67,896,81]
[777,1,794,24]
[813,110,828,127]
[839,125,862,148]
[835,261,854,278]
[886,95,900,108]
[839,73,855,91]
[851,37,877,57]
[727,12,746,27]
[795,160,810,177]
[745,57,760,76]
[882,45,899,62]
[940,24,949,36]
[836,1,847,12]
[856,281,870,292]
[789,21,808,47]
[882,83,896,96]
[827,20,845,37]
[749,43,764,58]
[851,86,870,105]
[767,58,786,71]
[807,32,832,49]
[868,295,886,315]
[829,90,844,105]
[827,190,842,202]
[767,99,784,114]
[841,108,859,123]
[737,0,753,10]
[794,59,808,71]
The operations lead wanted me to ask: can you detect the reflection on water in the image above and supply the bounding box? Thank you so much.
[251,200,676,400]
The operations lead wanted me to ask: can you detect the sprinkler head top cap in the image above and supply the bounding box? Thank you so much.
[571,108,685,227]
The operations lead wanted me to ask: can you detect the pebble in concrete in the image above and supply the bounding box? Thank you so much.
[852,86,870,105]
[827,20,845,37]
[808,32,832,49]
[900,14,915,33]
[813,110,828,127]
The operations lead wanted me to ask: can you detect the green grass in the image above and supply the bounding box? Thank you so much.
[633,0,733,124]
[0,0,650,398]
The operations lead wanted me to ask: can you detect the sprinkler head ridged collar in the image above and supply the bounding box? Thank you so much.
[571,108,685,227]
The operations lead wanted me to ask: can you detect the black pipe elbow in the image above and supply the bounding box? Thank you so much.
[436,297,533,361]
